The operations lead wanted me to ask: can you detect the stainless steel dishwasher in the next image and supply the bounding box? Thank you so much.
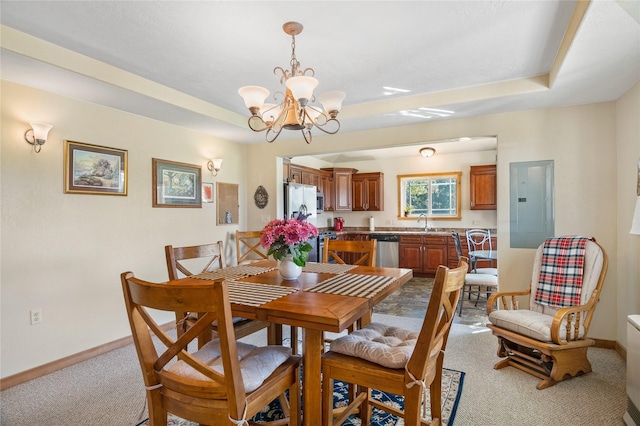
[370,234,399,268]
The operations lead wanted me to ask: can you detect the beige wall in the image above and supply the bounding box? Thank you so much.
[0,81,247,377]
[2,79,638,379]
[616,82,640,344]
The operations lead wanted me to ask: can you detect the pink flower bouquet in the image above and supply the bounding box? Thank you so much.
[260,219,318,266]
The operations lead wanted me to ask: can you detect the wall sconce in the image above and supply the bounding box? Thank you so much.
[25,122,53,153]
[207,159,223,176]
[420,147,436,158]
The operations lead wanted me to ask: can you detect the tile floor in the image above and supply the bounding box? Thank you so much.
[374,277,490,326]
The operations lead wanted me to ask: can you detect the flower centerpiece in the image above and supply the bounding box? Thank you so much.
[260,218,318,267]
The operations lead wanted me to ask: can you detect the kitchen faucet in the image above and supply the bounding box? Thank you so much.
[417,214,430,231]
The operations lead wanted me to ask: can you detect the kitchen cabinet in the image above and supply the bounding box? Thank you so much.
[470,164,497,210]
[322,168,357,211]
[399,234,448,277]
[352,172,384,211]
[320,171,334,212]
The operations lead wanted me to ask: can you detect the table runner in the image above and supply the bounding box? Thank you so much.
[306,274,395,298]
[226,281,299,306]
[191,265,276,281]
[302,262,358,274]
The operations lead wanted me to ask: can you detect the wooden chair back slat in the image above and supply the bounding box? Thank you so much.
[323,238,377,266]
[236,230,269,264]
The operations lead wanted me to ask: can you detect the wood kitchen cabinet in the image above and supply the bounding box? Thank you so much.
[399,234,448,277]
[320,171,334,212]
[322,168,357,211]
[470,164,497,210]
[352,172,384,211]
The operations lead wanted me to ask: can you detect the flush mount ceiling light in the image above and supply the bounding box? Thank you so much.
[238,22,345,144]
[420,147,436,158]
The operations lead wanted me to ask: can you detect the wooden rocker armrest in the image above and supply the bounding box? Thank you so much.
[550,303,593,344]
[486,288,531,315]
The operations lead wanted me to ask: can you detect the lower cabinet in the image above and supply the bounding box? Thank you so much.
[399,235,448,276]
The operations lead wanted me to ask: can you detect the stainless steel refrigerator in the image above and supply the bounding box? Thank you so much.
[284,183,317,225]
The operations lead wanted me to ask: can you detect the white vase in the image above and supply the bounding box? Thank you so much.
[279,254,302,280]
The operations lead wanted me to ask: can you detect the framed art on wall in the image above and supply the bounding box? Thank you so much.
[152,158,202,208]
[202,182,214,203]
[64,140,128,195]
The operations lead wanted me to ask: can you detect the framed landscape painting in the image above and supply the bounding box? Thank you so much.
[152,158,202,208]
[64,140,128,195]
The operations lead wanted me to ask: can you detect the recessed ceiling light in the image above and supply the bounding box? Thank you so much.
[383,86,411,96]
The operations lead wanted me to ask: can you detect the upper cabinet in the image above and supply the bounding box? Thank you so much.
[470,164,497,210]
[322,168,357,211]
[352,172,384,211]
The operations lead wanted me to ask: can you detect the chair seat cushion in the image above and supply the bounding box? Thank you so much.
[488,309,585,342]
[329,322,418,369]
[465,273,498,286]
[167,340,291,392]
[475,267,498,276]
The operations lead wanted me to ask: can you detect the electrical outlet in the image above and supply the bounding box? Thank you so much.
[472,220,480,225]
[385,219,392,225]
[260,214,271,223]
[30,309,43,325]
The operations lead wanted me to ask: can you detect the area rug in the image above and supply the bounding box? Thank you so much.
[136,368,464,425]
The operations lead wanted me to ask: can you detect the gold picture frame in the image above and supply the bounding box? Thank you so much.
[64,140,128,195]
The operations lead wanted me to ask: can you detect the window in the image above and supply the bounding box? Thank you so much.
[397,172,461,219]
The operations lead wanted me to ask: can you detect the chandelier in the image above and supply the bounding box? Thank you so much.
[238,22,345,144]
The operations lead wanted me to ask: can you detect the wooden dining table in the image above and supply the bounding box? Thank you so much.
[171,260,413,426]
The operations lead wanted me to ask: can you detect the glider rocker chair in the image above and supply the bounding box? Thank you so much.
[486,236,608,390]
[121,272,301,426]
[321,259,468,426]
[165,242,272,344]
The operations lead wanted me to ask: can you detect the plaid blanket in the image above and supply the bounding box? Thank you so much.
[534,236,592,308]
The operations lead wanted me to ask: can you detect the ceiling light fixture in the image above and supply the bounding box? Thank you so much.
[238,22,345,144]
[420,147,436,158]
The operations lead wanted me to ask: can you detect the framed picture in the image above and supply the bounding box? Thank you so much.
[202,182,214,203]
[64,140,128,195]
[152,158,202,208]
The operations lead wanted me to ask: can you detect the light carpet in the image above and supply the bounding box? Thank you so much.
[0,313,626,425]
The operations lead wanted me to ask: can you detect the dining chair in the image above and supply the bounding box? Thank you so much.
[121,272,301,426]
[323,238,377,266]
[321,258,468,426]
[487,237,608,389]
[236,230,269,265]
[452,231,498,315]
[465,229,497,274]
[165,242,272,343]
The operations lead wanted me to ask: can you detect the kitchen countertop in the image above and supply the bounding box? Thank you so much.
[317,227,496,237]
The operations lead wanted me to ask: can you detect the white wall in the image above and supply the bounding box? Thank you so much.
[0,81,247,378]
